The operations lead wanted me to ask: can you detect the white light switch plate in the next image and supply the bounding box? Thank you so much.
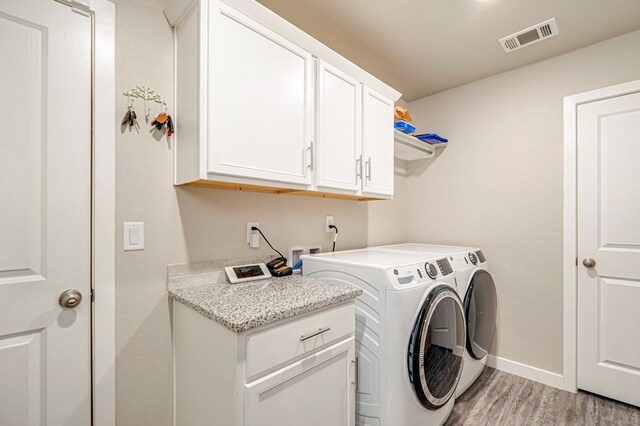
[124,222,144,251]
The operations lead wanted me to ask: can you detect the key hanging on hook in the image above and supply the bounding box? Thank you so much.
[121,92,140,132]
[166,114,174,137]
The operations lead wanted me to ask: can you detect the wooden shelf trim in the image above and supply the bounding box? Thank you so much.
[180,179,384,201]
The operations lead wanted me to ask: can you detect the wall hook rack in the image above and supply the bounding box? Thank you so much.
[123,85,168,122]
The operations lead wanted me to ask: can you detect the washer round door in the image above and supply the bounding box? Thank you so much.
[407,285,466,410]
[464,269,497,360]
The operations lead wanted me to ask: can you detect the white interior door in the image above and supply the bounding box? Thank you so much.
[0,0,92,424]
[577,90,640,407]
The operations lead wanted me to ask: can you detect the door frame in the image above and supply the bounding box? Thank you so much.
[562,78,640,393]
[89,1,116,424]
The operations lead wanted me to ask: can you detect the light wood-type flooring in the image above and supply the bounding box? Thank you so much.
[446,367,640,425]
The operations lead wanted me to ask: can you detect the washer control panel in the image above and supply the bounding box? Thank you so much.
[436,258,453,276]
[425,262,438,279]
[388,260,448,286]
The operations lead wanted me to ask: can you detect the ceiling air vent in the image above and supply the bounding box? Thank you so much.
[499,18,559,53]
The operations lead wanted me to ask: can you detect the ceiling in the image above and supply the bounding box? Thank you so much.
[255,0,640,100]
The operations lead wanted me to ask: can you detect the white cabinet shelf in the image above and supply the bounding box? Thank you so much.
[394,130,445,161]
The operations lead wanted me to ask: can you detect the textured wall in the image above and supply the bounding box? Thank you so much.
[114,1,405,424]
[405,30,640,374]
[368,160,408,246]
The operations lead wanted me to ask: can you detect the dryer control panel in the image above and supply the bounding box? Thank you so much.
[444,250,488,273]
[448,253,476,270]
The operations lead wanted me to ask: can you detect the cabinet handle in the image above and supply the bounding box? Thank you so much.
[352,357,359,390]
[307,142,315,171]
[300,326,330,341]
[356,155,362,180]
[365,157,372,181]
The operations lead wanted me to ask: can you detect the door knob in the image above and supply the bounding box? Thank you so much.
[582,258,596,268]
[59,289,83,308]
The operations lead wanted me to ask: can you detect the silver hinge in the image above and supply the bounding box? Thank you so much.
[351,357,359,390]
[53,0,91,16]
[91,288,95,302]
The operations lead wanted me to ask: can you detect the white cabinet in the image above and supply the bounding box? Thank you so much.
[315,61,362,193]
[173,0,400,200]
[362,87,394,197]
[174,301,357,426]
[244,339,354,426]
[315,62,395,198]
[208,4,314,185]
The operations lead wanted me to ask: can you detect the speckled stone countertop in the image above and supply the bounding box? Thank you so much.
[167,259,362,333]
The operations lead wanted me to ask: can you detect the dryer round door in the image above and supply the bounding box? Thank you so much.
[464,269,497,360]
[407,285,466,410]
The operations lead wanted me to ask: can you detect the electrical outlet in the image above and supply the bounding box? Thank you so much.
[325,215,334,232]
[247,222,259,248]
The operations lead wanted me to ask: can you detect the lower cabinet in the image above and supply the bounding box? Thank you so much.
[244,339,355,426]
[173,301,356,426]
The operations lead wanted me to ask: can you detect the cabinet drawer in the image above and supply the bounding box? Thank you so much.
[246,302,355,378]
[244,338,355,426]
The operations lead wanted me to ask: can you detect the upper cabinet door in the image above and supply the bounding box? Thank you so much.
[361,87,394,197]
[315,60,362,193]
[208,3,314,186]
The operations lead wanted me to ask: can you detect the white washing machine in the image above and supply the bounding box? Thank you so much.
[301,248,466,426]
[371,244,497,397]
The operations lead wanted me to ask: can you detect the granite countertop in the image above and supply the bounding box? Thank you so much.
[167,260,362,333]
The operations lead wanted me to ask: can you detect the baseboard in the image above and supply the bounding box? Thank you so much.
[486,355,565,390]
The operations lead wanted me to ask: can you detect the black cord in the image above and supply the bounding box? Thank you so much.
[251,226,285,258]
[329,225,339,252]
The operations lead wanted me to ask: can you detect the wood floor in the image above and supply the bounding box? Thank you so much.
[446,367,640,425]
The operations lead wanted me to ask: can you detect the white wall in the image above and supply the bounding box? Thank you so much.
[115,4,175,423]
[368,160,408,246]
[405,30,640,374]
[114,2,405,424]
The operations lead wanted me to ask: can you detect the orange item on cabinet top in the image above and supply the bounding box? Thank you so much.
[394,106,412,124]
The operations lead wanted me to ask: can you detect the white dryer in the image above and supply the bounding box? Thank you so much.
[302,248,466,426]
[371,244,497,397]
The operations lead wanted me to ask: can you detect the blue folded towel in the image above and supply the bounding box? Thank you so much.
[415,133,448,144]
[394,121,416,134]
